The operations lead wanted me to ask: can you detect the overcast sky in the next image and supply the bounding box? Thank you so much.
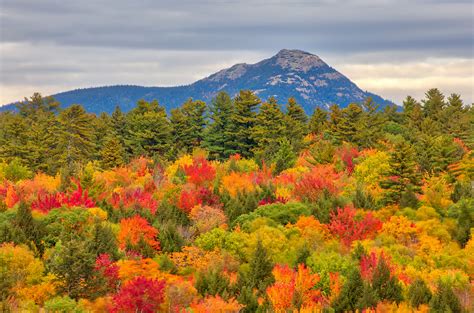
[1,0,473,105]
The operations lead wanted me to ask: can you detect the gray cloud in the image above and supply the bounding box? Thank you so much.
[0,0,473,104]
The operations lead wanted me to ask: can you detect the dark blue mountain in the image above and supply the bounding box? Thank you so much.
[1,49,393,114]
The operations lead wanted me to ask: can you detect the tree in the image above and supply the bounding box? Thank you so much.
[371,257,403,303]
[355,98,386,147]
[332,268,365,312]
[202,91,236,160]
[273,138,296,174]
[100,136,125,169]
[56,105,95,180]
[125,99,172,159]
[422,88,446,121]
[242,240,274,293]
[111,276,166,313]
[170,98,207,153]
[285,97,308,152]
[229,90,261,158]
[309,107,328,135]
[252,97,287,162]
[429,281,462,313]
[380,141,422,204]
[408,279,432,308]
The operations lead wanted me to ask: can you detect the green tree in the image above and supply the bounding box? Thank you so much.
[252,97,287,162]
[429,281,462,313]
[229,90,261,158]
[371,257,403,303]
[202,91,237,160]
[170,98,207,154]
[100,136,125,169]
[285,97,308,152]
[125,100,172,159]
[408,279,432,308]
[381,141,422,204]
[355,98,386,147]
[273,138,296,174]
[309,107,328,135]
[241,240,274,293]
[57,104,95,182]
[422,88,446,121]
[332,268,365,312]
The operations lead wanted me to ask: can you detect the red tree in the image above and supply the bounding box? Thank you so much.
[328,206,382,246]
[110,276,166,313]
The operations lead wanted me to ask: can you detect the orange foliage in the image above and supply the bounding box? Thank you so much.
[220,172,255,197]
[5,184,19,208]
[117,215,160,251]
[190,205,227,234]
[190,295,242,313]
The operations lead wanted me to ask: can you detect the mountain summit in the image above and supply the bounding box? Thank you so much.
[2,49,392,114]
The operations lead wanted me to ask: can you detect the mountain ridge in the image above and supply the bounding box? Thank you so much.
[1,49,393,114]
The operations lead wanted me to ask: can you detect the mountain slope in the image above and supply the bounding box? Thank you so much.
[1,49,392,114]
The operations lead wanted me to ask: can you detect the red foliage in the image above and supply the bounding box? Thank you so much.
[110,276,166,313]
[328,206,382,246]
[336,146,359,174]
[177,186,220,214]
[258,196,288,206]
[30,181,95,213]
[183,158,215,186]
[110,188,158,215]
[295,165,342,202]
[95,254,119,290]
[31,191,62,213]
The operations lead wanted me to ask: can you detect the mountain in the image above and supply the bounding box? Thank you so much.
[1,49,392,114]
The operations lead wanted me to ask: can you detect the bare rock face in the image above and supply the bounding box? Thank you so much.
[2,49,392,114]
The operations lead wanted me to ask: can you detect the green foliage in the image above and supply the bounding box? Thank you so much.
[408,279,432,308]
[195,269,234,299]
[234,202,311,227]
[429,281,462,313]
[240,240,274,293]
[44,296,84,313]
[273,138,296,174]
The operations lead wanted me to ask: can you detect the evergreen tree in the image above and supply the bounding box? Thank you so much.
[355,98,386,147]
[371,257,403,303]
[309,107,328,135]
[422,88,446,121]
[380,141,422,204]
[92,113,112,158]
[332,268,365,312]
[170,98,207,154]
[14,202,44,255]
[455,200,473,248]
[100,136,125,169]
[285,97,308,152]
[408,279,432,308]
[202,91,236,160]
[125,99,172,159]
[244,240,274,293]
[229,90,261,158]
[57,104,95,181]
[429,281,462,313]
[88,223,119,260]
[273,138,296,174]
[252,97,287,162]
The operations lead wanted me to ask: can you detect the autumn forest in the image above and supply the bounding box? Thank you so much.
[0,89,473,312]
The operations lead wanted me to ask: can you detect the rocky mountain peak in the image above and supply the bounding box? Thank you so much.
[272,49,326,72]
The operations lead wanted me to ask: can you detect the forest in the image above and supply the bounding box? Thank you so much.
[0,88,473,312]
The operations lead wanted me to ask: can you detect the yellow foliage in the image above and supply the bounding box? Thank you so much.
[165,154,193,178]
[117,258,165,282]
[420,174,453,211]
[380,215,419,245]
[354,151,390,200]
[220,172,255,197]
[87,207,108,221]
[15,273,57,305]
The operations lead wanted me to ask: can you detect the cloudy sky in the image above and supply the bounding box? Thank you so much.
[1,0,473,105]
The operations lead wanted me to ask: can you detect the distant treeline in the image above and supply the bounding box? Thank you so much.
[0,88,472,184]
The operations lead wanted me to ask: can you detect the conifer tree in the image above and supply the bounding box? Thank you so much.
[332,268,365,312]
[202,91,236,160]
[229,90,261,158]
[252,97,286,162]
[273,138,296,174]
[57,104,95,181]
[285,97,308,151]
[355,98,386,147]
[408,279,432,308]
[100,136,125,169]
[371,257,403,303]
[429,281,462,313]
[170,98,207,153]
[422,88,446,121]
[125,100,172,159]
[380,141,422,204]
[245,240,274,293]
[309,107,328,135]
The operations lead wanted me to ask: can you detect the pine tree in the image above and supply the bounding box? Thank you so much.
[251,97,287,162]
[245,240,274,293]
[125,100,172,159]
[92,113,112,158]
[332,268,365,312]
[14,202,43,255]
[309,107,328,135]
[57,104,95,181]
[371,257,403,303]
[355,98,386,147]
[229,90,261,158]
[429,281,462,313]
[100,136,125,169]
[273,138,296,174]
[285,97,308,152]
[88,223,119,260]
[170,98,207,154]
[202,91,236,160]
[408,279,432,308]
[380,141,422,204]
[422,88,446,121]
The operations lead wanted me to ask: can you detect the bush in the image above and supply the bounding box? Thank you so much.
[233,202,311,227]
